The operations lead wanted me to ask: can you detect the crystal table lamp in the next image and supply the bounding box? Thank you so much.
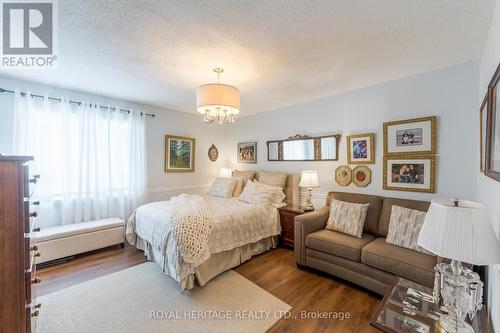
[299,170,319,211]
[417,199,500,333]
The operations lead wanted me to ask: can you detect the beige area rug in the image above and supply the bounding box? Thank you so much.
[36,262,291,333]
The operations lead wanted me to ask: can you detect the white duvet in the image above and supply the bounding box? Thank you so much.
[126,195,281,283]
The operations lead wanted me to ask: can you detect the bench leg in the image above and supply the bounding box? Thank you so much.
[120,243,125,249]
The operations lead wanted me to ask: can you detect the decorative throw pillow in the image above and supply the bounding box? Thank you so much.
[233,170,256,187]
[232,177,244,197]
[325,200,369,238]
[386,205,434,255]
[238,180,285,205]
[254,180,286,205]
[208,177,237,198]
[258,171,287,189]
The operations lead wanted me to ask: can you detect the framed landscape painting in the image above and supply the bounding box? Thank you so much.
[238,142,257,163]
[383,155,435,193]
[165,135,195,172]
[347,133,375,164]
[383,116,436,156]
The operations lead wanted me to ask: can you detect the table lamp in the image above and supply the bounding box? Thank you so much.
[417,199,500,333]
[218,168,232,178]
[299,170,319,211]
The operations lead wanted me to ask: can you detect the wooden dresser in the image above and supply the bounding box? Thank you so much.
[0,155,41,333]
[278,205,305,248]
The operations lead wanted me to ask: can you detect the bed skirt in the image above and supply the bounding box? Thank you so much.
[134,235,279,289]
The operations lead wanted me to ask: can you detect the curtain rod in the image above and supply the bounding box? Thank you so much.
[0,88,156,117]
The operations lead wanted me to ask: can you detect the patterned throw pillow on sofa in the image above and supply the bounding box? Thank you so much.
[325,199,369,238]
[385,205,434,255]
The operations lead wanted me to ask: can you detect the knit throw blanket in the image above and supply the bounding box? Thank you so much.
[170,194,213,269]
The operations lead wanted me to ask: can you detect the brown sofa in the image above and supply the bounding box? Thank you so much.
[294,191,437,295]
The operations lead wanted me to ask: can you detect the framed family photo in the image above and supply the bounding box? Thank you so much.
[486,61,500,181]
[383,155,435,193]
[383,116,436,156]
[347,133,375,164]
[480,94,488,172]
[165,135,195,172]
[238,142,257,163]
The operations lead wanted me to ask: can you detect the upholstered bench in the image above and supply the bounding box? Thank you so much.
[35,218,125,264]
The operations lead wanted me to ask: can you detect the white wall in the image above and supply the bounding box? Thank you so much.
[227,61,478,207]
[478,1,500,330]
[0,75,231,202]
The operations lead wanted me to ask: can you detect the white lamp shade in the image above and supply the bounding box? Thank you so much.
[417,198,500,265]
[197,84,240,115]
[299,170,319,188]
[218,168,233,178]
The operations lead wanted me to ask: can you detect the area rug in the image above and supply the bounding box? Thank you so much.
[36,262,291,333]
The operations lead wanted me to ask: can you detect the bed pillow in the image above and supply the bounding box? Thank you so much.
[386,205,434,255]
[254,180,286,205]
[325,200,369,238]
[208,177,238,198]
[232,177,244,197]
[238,180,285,206]
[258,171,287,190]
[233,170,256,187]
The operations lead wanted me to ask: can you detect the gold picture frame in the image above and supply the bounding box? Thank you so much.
[383,116,436,156]
[347,133,375,164]
[335,165,352,186]
[383,155,436,193]
[165,135,195,172]
[480,94,488,172]
[352,166,372,187]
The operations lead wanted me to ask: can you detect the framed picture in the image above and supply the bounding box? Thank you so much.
[383,116,436,156]
[165,135,195,172]
[352,166,371,187]
[480,94,488,172]
[238,142,257,163]
[335,165,352,186]
[347,133,375,164]
[208,144,218,162]
[486,61,500,181]
[383,155,435,193]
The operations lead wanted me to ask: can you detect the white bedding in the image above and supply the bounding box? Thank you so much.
[126,195,281,285]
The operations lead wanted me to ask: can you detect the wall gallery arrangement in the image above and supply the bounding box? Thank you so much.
[484,61,500,182]
[238,142,257,163]
[383,116,437,193]
[165,135,195,172]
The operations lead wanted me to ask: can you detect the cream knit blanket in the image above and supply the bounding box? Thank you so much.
[170,194,213,273]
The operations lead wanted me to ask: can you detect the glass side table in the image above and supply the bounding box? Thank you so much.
[370,277,493,333]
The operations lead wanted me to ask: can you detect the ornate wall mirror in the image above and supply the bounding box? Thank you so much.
[266,134,341,161]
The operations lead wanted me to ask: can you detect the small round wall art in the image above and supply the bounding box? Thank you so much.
[352,166,371,187]
[335,165,352,186]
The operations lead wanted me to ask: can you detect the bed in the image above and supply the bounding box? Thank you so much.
[126,172,299,289]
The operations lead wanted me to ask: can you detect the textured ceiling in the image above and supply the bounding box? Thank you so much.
[0,0,494,116]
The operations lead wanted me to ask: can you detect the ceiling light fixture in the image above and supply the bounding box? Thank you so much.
[196,67,240,124]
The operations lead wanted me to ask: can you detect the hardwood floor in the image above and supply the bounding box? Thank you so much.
[37,245,381,333]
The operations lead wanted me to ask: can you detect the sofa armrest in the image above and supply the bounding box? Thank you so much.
[294,206,329,265]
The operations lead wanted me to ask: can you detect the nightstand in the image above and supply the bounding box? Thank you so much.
[278,205,305,248]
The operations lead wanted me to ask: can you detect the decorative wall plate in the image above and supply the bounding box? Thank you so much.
[208,144,219,162]
[335,165,352,186]
[352,166,371,187]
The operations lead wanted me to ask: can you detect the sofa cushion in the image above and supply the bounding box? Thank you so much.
[361,238,435,287]
[377,197,430,237]
[306,229,375,262]
[326,192,383,235]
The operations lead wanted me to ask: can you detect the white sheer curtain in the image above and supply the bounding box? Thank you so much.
[12,90,146,228]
